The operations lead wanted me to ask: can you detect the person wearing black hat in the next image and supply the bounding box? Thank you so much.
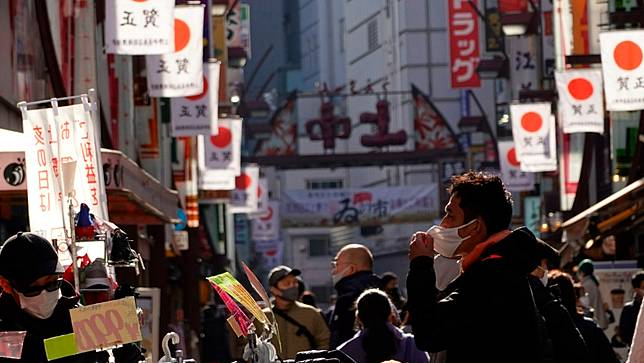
[263,265,330,359]
[0,232,142,362]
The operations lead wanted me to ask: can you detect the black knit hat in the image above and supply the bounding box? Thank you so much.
[0,232,64,289]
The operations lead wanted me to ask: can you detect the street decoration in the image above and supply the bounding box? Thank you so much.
[507,35,540,99]
[230,165,259,214]
[199,118,242,191]
[600,29,644,111]
[281,184,438,227]
[498,141,535,192]
[555,69,604,134]
[105,0,174,55]
[359,83,407,148]
[254,177,269,216]
[510,102,557,172]
[170,61,220,136]
[146,5,204,97]
[254,91,298,156]
[252,201,279,241]
[448,0,481,88]
[305,87,351,151]
[412,85,460,151]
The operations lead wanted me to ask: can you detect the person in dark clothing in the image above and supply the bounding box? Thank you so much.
[407,171,543,363]
[0,232,142,363]
[549,272,620,363]
[528,240,589,363]
[329,244,381,348]
[380,272,406,311]
[619,271,644,347]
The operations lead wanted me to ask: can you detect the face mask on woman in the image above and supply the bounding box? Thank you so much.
[18,288,61,320]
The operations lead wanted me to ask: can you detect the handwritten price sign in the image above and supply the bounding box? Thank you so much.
[69,297,142,352]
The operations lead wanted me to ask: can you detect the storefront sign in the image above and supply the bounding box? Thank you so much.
[484,7,503,52]
[523,196,541,236]
[22,102,107,241]
[498,141,535,192]
[240,4,252,58]
[510,102,557,172]
[555,69,604,134]
[448,0,481,88]
[600,29,644,111]
[146,5,204,97]
[508,35,540,99]
[229,165,259,214]
[70,297,142,353]
[170,62,220,136]
[252,201,279,241]
[281,184,438,227]
[105,0,174,55]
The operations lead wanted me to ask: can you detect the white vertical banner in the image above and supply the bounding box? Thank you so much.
[146,5,204,97]
[22,102,107,241]
[507,36,540,100]
[255,177,269,216]
[510,103,557,172]
[498,141,535,192]
[105,0,174,55]
[553,0,573,71]
[198,118,242,191]
[254,239,283,269]
[251,201,279,241]
[600,30,644,111]
[170,62,220,136]
[555,69,604,134]
[229,165,259,214]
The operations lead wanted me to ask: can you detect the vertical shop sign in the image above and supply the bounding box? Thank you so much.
[448,0,481,88]
[105,0,174,55]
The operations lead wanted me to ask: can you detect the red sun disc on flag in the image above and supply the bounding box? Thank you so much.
[521,112,543,132]
[210,127,232,148]
[186,76,209,101]
[235,173,252,190]
[260,207,273,221]
[174,19,191,52]
[507,148,520,167]
[567,78,593,100]
[614,40,643,71]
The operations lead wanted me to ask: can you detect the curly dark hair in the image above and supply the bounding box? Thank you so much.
[447,171,513,234]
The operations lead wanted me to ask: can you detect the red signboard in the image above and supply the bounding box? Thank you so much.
[448,0,481,89]
[499,0,529,13]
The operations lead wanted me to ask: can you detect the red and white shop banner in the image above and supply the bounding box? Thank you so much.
[21,102,107,241]
[510,102,557,172]
[251,201,279,241]
[448,0,481,88]
[600,30,644,111]
[229,166,259,214]
[146,5,204,97]
[105,0,174,55]
[555,69,604,134]
[254,177,269,216]
[198,118,242,190]
[170,62,220,136]
[254,239,283,269]
[498,141,535,192]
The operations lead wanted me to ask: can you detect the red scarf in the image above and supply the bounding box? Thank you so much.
[461,230,511,272]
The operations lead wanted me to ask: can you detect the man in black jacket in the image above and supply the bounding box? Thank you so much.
[619,271,644,347]
[0,232,141,362]
[328,244,380,348]
[407,171,543,363]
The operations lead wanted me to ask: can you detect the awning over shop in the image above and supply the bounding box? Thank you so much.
[562,177,644,243]
[0,139,179,225]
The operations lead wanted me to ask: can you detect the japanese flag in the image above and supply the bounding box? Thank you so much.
[229,165,259,214]
[251,201,280,241]
[510,102,557,172]
[498,141,535,192]
[600,29,644,111]
[146,5,204,97]
[253,177,269,217]
[198,118,242,191]
[170,62,220,136]
[555,69,604,134]
[105,0,174,55]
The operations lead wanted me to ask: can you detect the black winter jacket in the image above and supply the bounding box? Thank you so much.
[328,271,380,348]
[407,227,543,363]
[573,315,620,363]
[0,281,142,362]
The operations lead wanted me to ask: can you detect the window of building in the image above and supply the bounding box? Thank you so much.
[308,237,330,257]
[306,179,343,190]
[367,18,378,51]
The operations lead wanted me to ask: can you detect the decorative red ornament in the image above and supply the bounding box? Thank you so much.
[359,99,407,147]
[305,101,351,150]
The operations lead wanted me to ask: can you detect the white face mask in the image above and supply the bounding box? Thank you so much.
[427,219,477,257]
[332,266,351,286]
[18,288,61,320]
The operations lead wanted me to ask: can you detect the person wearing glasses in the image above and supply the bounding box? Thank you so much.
[0,232,141,362]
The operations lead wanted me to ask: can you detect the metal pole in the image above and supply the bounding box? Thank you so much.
[69,197,79,291]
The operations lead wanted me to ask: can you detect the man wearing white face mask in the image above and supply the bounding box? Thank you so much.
[406,171,545,363]
[0,232,142,363]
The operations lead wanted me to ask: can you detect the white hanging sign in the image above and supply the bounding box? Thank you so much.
[507,35,540,100]
[105,0,174,55]
[198,119,242,191]
[251,201,280,241]
[497,141,535,192]
[600,29,644,111]
[254,177,269,216]
[229,166,259,214]
[510,103,557,172]
[22,102,107,242]
[170,62,220,136]
[555,69,604,134]
[146,5,204,98]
